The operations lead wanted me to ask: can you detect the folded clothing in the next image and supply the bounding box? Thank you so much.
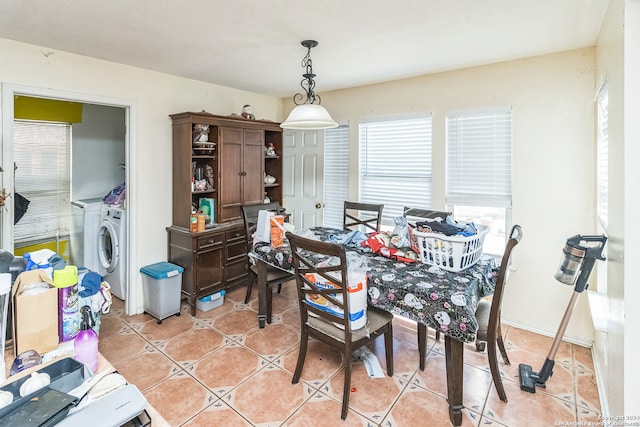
[78,270,103,297]
[328,230,367,246]
[416,221,460,236]
[416,218,478,237]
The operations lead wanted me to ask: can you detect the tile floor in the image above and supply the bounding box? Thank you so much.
[97,284,602,426]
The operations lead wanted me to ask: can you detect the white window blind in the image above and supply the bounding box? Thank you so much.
[13,121,72,246]
[359,116,432,225]
[446,107,512,208]
[596,84,609,228]
[323,125,350,228]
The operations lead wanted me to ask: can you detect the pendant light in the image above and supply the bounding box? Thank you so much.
[280,40,338,130]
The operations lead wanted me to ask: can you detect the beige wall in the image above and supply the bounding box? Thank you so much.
[4,11,639,415]
[0,37,600,341]
[308,48,598,342]
[0,37,283,313]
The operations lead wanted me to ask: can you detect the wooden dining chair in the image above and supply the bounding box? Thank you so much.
[241,203,294,323]
[343,201,384,232]
[416,224,522,402]
[404,207,451,356]
[286,231,394,420]
[473,224,522,402]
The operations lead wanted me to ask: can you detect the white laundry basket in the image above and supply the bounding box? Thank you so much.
[412,224,490,272]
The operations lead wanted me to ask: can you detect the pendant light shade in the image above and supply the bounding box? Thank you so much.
[281,104,338,130]
[280,40,338,130]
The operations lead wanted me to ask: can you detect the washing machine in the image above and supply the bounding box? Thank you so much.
[98,205,127,300]
[70,198,104,274]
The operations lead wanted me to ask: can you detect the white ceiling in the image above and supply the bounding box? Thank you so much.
[0,0,609,98]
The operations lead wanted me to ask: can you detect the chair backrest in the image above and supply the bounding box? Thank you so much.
[402,207,451,226]
[343,201,384,232]
[286,231,354,335]
[241,202,283,245]
[488,224,523,330]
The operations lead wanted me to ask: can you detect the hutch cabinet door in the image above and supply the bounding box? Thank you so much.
[219,127,243,222]
[219,126,265,222]
[243,129,266,206]
[196,247,224,296]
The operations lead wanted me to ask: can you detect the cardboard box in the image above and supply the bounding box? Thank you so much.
[11,269,59,357]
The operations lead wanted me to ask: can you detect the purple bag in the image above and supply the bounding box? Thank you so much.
[103,183,126,206]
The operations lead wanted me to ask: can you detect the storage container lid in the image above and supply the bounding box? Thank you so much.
[139,262,184,279]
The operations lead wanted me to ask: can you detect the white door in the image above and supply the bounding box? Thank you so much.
[282,130,324,229]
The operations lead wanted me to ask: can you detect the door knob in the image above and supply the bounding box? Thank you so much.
[315,203,322,209]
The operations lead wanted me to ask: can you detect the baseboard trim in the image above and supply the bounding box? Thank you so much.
[590,344,609,419]
[502,319,593,348]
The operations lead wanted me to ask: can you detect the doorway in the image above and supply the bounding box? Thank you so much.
[1,83,139,314]
[282,129,325,228]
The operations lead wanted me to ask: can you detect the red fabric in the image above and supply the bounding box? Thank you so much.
[362,232,418,263]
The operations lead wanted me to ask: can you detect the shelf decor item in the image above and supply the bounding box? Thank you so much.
[241,105,255,120]
[192,124,210,142]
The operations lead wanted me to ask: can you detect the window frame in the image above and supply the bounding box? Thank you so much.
[13,120,72,248]
[358,114,433,227]
[445,106,513,256]
[323,124,350,229]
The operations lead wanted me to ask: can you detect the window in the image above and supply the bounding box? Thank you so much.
[323,125,350,228]
[359,116,432,226]
[595,79,608,294]
[596,82,609,229]
[446,106,512,255]
[13,121,71,248]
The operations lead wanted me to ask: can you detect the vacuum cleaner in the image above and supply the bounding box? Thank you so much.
[519,233,607,393]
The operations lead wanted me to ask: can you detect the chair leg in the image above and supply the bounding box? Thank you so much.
[496,323,510,365]
[244,273,255,304]
[475,340,486,352]
[341,355,352,420]
[292,334,308,384]
[417,323,427,371]
[487,332,508,402]
[384,324,394,376]
[266,286,273,324]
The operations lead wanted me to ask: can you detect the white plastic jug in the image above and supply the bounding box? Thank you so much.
[347,271,368,330]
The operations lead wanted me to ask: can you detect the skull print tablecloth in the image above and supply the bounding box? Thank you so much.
[251,227,499,343]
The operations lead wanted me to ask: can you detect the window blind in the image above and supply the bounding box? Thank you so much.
[359,116,432,225]
[13,121,71,246]
[596,86,609,227]
[323,125,350,228]
[446,107,512,208]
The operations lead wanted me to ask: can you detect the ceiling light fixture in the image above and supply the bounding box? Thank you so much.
[280,40,338,130]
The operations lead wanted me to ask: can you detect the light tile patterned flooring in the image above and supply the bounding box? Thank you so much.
[97,284,602,426]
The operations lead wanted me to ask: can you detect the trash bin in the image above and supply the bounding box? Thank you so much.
[139,262,184,324]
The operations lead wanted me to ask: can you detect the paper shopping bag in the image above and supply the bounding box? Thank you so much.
[256,210,273,243]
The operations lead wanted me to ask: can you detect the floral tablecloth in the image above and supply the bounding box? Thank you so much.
[252,227,499,343]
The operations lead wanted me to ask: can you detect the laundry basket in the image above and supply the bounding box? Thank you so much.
[412,224,490,272]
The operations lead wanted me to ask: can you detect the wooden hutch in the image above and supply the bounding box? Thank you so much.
[167,112,283,315]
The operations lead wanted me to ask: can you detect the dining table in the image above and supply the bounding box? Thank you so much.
[250,226,499,427]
